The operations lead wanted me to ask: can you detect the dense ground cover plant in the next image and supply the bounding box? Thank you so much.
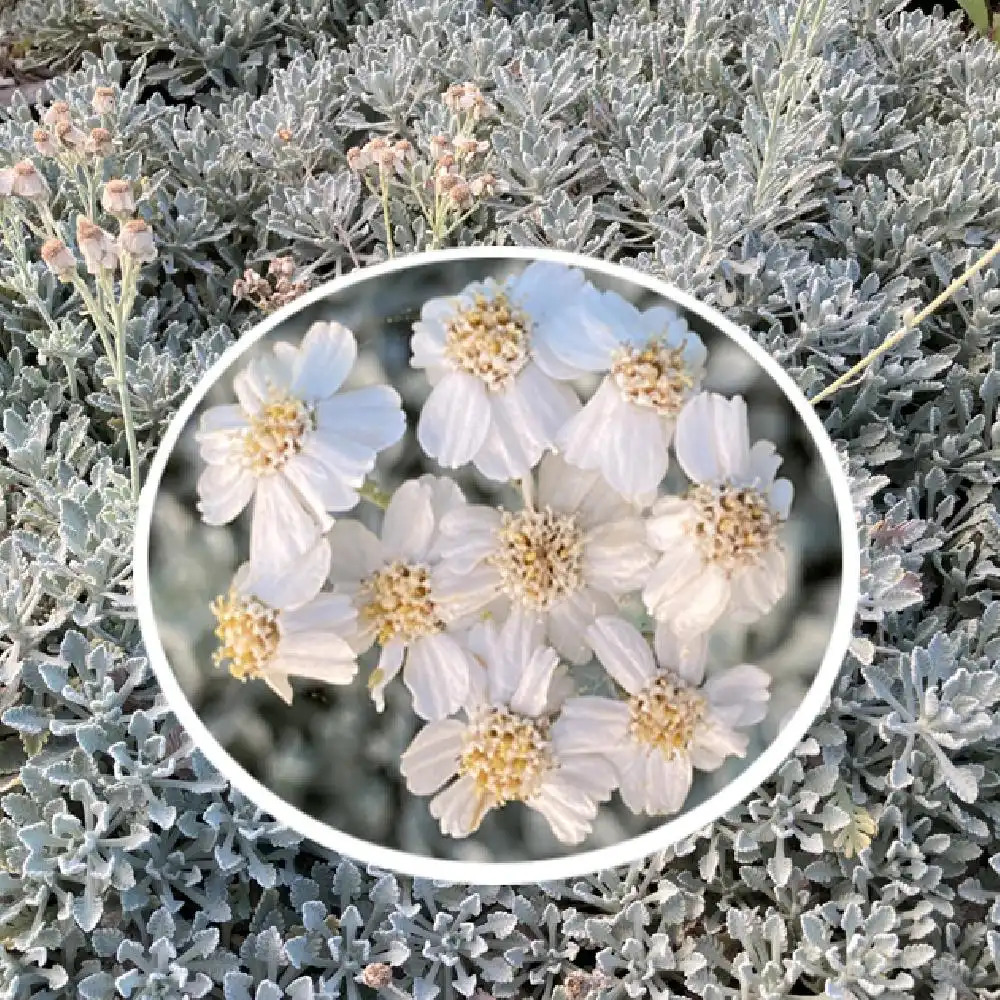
[0,0,999,997]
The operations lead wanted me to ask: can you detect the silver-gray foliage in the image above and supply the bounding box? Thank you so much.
[1,0,999,997]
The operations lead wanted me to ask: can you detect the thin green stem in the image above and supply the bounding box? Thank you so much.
[110,255,141,499]
[378,167,394,258]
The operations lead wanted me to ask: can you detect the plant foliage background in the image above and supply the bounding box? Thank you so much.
[0,0,999,997]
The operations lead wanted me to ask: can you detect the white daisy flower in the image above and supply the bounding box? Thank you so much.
[325,475,480,721]
[410,262,589,481]
[209,538,359,705]
[195,321,406,568]
[432,453,655,664]
[399,611,617,844]
[552,287,707,500]
[556,615,770,816]
[643,391,793,636]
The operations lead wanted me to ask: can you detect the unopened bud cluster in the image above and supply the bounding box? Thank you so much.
[345,82,499,249]
[233,256,311,313]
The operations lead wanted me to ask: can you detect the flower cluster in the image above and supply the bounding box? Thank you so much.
[233,256,311,313]
[346,82,498,253]
[193,262,792,845]
[0,89,157,498]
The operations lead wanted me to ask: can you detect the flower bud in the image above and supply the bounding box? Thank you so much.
[361,964,393,989]
[446,179,472,207]
[267,256,296,279]
[0,168,13,198]
[40,238,77,280]
[11,160,49,200]
[346,146,370,171]
[119,218,156,262]
[469,172,497,198]
[92,86,117,115]
[85,127,114,157]
[76,216,119,274]
[428,134,452,159]
[42,101,71,127]
[33,129,57,157]
[102,178,136,216]
[276,126,293,142]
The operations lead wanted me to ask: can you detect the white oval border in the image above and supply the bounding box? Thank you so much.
[135,246,861,885]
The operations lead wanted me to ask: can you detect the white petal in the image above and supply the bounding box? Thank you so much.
[404,634,473,721]
[245,537,330,610]
[431,564,503,622]
[196,403,248,437]
[430,774,487,837]
[284,447,360,517]
[487,609,547,707]
[599,402,670,499]
[370,639,406,712]
[748,439,783,488]
[585,615,658,695]
[653,624,708,685]
[528,758,612,845]
[656,753,694,814]
[410,320,448,371]
[418,372,491,468]
[649,562,732,636]
[327,519,384,585]
[473,366,579,482]
[531,288,620,375]
[196,464,255,525]
[381,480,436,562]
[769,477,794,520]
[646,496,694,551]
[546,588,616,665]
[269,647,358,686]
[262,672,294,704]
[434,505,502,571]
[399,720,466,795]
[551,697,630,756]
[703,664,771,726]
[583,519,653,595]
[290,321,357,399]
[315,386,406,451]
[281,592,357,634]
[691,719,749,762]
[557,380,623,474]
[674,392,751,485]
[249,478,328,581]
[508,645,561,718]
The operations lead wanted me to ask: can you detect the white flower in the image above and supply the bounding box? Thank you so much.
[555,616,770,816]
[410,262,590,481]
[195,321,406,569]
[552,287,706,500]
[399,611,617,843]
[210,538,359,704]
[325,475,480,721]
[432,453,654,664]
[642,391,793,636]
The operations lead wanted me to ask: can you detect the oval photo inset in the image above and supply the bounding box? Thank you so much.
[135,249,860,883]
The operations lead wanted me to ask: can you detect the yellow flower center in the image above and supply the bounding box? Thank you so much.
[628,675,706,755]
[489,506,585,611]
[610,339,696,416]
[360,561,444,645]
[240,394,314,475]
[688,484,779,572]
[210,588,280,681]
[459,708,554,806]
[443,291,531,390]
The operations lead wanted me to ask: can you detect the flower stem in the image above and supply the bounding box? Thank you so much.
[112,255,141,499]
[811,238,1000,406]
[360,478,391,509]
[379,168,394,258]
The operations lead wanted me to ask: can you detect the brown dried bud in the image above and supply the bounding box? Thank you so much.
[54,120,87,149]
[11,160,49,200]
[428,134,452,159]
[346,146,370,171]
[86,127,114,157]
[102,178,136,216]
[360,964,393,989]
[33,129,57,157]
[276,126,293,142]
[92,86,117,115]
[76,216,119,274]
[42,101,71,127]
[267,256,296,279]
[40,238,77,279]
[446,179,472,207]
[119,218,156,262]
[453,136,488,159]
[470,172,497,198]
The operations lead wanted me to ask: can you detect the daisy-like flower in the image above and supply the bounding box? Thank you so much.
[643,391,793,636]
[325,475,480,721]
[399,611,617,843]
[432,454,654,664]
[552,287,707,500]
[556,615,770,816]
[209,538,359,704]
[410,262,591,482]
[195,321,406,569]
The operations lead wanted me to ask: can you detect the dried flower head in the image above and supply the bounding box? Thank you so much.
[76,216,119,273]
[54,120,87,150]
[119,219,156,262]
[443,82,489,119]
[85,127,113,157]
[10,160,49,200]
[276,126,293,142]
[102,179,136,216]
[32,129,56,157]
[42,100,71,127]
[0,168,12,198]
[361,964,393,989]
[40,238,77,280]
[92,86,117,115]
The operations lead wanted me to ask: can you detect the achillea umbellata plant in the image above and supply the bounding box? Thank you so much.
[0,0,999,997]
